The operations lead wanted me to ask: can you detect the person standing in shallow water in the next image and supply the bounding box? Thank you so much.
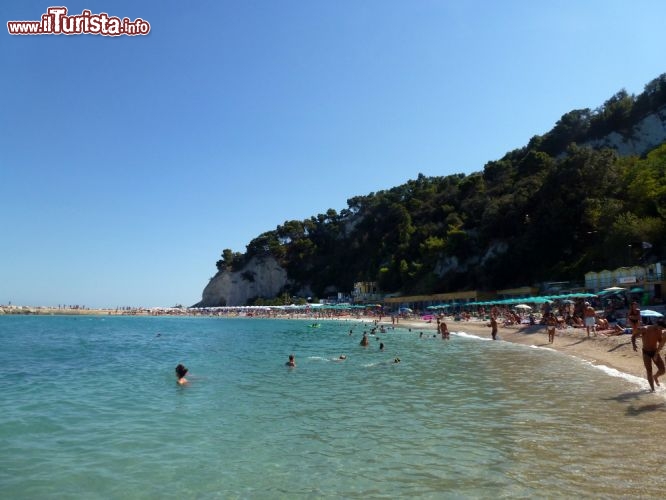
[488,315,498,340]
[439,319,450,339]
[175,364,188,385]
[631,319,666,392]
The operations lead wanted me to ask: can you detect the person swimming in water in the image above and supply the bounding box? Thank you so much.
[175,364,189,385]
[286,354,296,367]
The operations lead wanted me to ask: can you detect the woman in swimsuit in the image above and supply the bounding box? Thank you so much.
[627,301,641,332]
[546,313,557,344]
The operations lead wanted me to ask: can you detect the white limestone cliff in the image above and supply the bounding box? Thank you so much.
[585,106,666,156]
[197,256,289,307]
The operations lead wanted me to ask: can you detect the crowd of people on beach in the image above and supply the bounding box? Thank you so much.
[492,299,666,392]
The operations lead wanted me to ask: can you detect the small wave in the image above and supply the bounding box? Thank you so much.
[529,344,557,352]
[450,331,662,395]
[452,331,487,341]
[363,358,401,368]
[583,360,665,394]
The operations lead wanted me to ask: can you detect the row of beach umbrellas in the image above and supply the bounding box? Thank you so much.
[425,286,652,311]
[425,292,599,310]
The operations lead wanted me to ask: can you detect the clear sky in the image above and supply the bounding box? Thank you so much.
[2,1,665,308]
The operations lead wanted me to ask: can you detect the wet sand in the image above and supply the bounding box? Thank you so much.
[393,317,648,381]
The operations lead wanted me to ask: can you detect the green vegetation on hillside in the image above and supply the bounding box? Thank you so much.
[215,74,666,301]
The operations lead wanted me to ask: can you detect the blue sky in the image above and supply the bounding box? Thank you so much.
[2,1,666,308]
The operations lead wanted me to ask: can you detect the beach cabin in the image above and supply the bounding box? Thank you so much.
[586,263,665,305]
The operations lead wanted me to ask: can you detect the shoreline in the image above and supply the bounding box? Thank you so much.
[2,307,654,387]
[391,316,651,384]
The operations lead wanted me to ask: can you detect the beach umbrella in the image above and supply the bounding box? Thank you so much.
[597,289,625,296]
[514,304,532,310]
[399,307,413,313]
[630,287,644,293]
[603,287,626,292]
[640,310,664,318]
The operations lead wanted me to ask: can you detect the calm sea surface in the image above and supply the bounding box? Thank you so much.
[1,315,665,499]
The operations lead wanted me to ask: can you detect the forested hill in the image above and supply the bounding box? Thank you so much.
[211,73,666,303]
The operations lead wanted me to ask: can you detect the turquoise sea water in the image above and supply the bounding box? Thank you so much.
[1,315,665,499]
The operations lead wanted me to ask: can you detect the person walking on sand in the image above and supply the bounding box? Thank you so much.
[631,319,666,392]
[546,312,557,344]
[488,315,498,340]
[583,302,597,337]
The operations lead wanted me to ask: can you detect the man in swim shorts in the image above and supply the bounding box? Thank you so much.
[631,319,666,392]
[583,302,596,337]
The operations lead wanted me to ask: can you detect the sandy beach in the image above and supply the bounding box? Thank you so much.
[391,316,650,382]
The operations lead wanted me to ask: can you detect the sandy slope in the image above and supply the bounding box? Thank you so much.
[392,317,648,381]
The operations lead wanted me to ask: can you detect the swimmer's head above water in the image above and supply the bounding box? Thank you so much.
[175,363,189,385]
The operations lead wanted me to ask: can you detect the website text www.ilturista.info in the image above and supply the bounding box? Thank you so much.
[7,6,150,36]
